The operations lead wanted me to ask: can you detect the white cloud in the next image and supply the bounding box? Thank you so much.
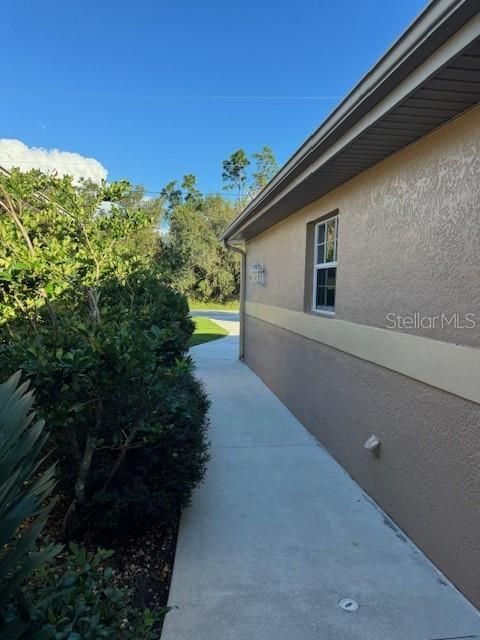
[0,139,108,184]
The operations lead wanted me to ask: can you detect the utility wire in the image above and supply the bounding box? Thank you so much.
[0,91,342,101]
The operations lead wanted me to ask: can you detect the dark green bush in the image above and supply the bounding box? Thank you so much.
[1,274,208,537]
[91,368,209,532]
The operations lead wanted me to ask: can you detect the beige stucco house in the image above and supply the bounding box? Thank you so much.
[222,0,480,607]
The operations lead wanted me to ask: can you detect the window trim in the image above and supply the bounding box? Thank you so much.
[312,215,338,315]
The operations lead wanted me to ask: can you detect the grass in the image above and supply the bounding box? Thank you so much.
[189,317,229,347]
[188,298,239,311]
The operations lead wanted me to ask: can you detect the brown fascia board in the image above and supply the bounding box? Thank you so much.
[221,0,479,242]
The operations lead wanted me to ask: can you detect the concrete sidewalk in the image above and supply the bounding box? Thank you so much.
[162,320,480,640]
[190,309,240,328]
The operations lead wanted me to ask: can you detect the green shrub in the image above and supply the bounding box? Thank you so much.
[25,545,163,639]
[0,371,163,639]
[91,368,209,532]
[4,274,208,536]
[0,372,62,640]
[0,170,209,540]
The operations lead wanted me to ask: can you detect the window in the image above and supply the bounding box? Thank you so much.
[313,216,338,313]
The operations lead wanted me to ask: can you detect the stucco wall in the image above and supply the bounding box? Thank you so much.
[242,107,480,606]
[244,314,480,607]
[246,105,480,347]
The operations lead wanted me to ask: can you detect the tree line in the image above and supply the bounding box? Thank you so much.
[158,145,278,303]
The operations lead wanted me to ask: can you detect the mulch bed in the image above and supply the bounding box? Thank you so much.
[108,518,179,612]
[44,498,179,627]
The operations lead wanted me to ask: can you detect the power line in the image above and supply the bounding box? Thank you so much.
[0,91,342,101]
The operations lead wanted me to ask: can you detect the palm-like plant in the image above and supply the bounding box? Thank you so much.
[0,372,62,639]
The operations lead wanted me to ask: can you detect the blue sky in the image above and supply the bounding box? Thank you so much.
[1,0,426,195]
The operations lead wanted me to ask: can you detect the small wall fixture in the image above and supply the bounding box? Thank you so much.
[249,263,265,285]
[364,434,381,456]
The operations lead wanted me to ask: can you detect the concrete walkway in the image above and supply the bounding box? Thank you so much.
[162,315,480,640]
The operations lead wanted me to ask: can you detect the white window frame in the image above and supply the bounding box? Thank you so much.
[312,215,338,315]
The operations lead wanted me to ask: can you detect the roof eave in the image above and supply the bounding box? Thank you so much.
[221,0,480,242]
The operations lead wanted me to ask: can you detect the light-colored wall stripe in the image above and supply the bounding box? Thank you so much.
[245,301,480,405]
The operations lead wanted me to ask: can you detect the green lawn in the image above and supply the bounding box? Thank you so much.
[188,298,239,312]
[189,317,229,347]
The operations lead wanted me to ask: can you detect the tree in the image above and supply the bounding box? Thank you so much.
[252,145,278,193]
[221,146,278,201]
[160,175,202,215]
[222,149,250,195]
[162,194,240,302]
[160,180,183,213]
[159,144,277,303]
[181,174,201,203]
